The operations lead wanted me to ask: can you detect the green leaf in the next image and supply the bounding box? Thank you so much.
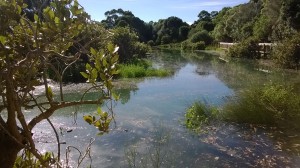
[90,47,97,56]
[103,59,108,67]
[0,36,6,45]
[94,120,101,127]
[34,14,39,22]
[75,8,83,15]
[111,55,119,64]
[97,107,102,115]
[47,86,53,99]
[17,5,22,14]
[91,69,98,79]
[107,43,115,53]
[95,61,101,71]
[22,3,28,8]
[50,2,57,8]
[80,72,88,78]
[54,17,60,24]
[100,73,106,81]
[86,63,92,71]
[100,112,108,120]
[112,92,120,101]
[83,115,94,125]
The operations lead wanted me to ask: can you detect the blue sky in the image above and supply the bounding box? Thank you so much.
[77,0,249,24]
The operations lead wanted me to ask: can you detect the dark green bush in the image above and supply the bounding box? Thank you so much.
[227,38,260,58]
[181,41,205,51]
[161,35,172,44]
[190,30,213,45]
[191,41,205,50]
[272,33,300,69]
[147,40,155,46]
[112,27,149,63]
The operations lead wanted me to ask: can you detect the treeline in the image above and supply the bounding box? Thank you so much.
[12,0,300,84]
[100,0,300,68]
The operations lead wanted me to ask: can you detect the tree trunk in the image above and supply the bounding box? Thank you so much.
[0,131,23,168]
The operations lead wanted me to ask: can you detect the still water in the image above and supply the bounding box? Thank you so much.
[32,50,300,167]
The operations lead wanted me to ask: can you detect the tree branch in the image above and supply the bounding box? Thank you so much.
[28,98,110,130]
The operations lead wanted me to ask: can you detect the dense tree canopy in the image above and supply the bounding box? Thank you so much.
[152,16,190,45]
[102,8,153,42]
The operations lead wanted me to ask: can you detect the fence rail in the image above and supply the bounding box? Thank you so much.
[219,42,275,56]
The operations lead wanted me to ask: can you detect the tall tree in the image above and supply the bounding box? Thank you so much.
[152,16,189,45]
[102,8,153,42]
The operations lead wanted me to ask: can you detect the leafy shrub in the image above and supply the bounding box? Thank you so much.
[227,38,260,58]
[224,84,300,129]
[181,41,189,50]
[191,41,205,50]
[181,41,205,51]
[147,40,155,46]
[190,30,213,45]
[161,35,172,44]
[272,32,300,69]
[112,27,149,63]
[134,42,149,58]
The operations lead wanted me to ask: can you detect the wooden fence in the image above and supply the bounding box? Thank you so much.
[219,42,275,56]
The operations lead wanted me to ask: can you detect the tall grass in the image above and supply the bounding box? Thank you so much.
[223,83,300,129]
[186,84,300,131]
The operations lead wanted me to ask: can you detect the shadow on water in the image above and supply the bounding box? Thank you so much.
[28,49,300,167]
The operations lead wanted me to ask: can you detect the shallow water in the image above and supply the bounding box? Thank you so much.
[31,50,300,167]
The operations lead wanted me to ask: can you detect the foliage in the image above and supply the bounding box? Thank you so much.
[185,102,219,132]
[190,30,213,45]
[118,59,171,78]
[212,1,262,42]
[272,32,300,69]
[181,41,206,51]
[224,84,300,129]
[14,150,54,168]
[101,8,153,42]
[281,0,300,30]
[152,16,190,45]
[111,27,149,63]
[227,38,260,58]
[0,0,118,167]
[198,10,212,22]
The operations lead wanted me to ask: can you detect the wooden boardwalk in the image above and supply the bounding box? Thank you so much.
[219,42,275,56]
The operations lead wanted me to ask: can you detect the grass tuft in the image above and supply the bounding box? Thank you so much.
[185,102,220,132]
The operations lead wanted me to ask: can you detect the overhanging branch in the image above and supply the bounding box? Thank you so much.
[28,98,110,130]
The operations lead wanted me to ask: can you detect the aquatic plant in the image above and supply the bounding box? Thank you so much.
[185,102,220,132]
[224,83,300,129]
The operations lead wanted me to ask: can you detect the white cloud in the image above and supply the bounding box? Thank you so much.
[169,0,244,10]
